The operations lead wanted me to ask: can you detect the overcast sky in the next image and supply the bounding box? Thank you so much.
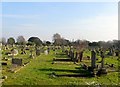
[2,2,118,42]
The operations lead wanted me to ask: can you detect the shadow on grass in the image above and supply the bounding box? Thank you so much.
[38,68,87,74]
[39,68,94,78]
[55,53,68,58]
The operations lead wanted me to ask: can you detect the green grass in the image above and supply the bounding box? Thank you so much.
[1,49,119,86]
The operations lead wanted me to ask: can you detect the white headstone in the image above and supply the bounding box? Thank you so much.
[11,49,18,56]
[44,50,48,55]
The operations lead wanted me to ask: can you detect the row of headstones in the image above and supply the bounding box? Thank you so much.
[95,48,119,57]
[65,49,107,72]
[3,45,52,60]
[64,49,108,76]
[30,46,51,58]
[65,50,84,63]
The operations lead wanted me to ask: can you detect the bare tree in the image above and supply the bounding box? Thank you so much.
[1,37,6,45]
[53,33,62,45]
[53,33,61,40]
[17,36,26,45]
[75,39,87,52]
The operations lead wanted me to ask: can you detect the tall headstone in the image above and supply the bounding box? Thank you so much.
[108,48,113,56]
[69,50,72,57]
[71,51,74,61]
[115,50,119,56]
[74,52,78,63]
[100,51,104,68]
[61,45,64,52]
[65,50,68,55]
[29,50,34,58]
[96,50,107,76]
[79,51,83,62]
[47,47,50,54]
[45,50,48,55]
[91,50,96,68]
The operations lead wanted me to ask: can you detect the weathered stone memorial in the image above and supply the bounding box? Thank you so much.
[11,49,18,56]
[96,51,107,76]
[36,49,41,56]
[91,50,96,69]
[71,51,74,61]
[29,50,34,58]
[47,47,50,54]
[12,58,22,66]
[45,50,48,55]
[21,48,26,54]
[79,51,83,62]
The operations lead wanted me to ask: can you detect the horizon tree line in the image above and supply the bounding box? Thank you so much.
[0,33,120,50]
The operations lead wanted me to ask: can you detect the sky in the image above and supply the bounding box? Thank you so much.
[2,2,118,42]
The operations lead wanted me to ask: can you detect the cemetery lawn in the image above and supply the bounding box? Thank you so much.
[2,50,119,85]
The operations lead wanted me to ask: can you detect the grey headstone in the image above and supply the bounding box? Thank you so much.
[100,51,105,68]
[91,50,96,68]
[12,58,22,66]
[36,49,40,56]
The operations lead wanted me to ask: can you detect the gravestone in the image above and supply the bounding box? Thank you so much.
[45,50,48,55]
[47,47,50,54]
[25,47,29,50]
[21,48,26,54]
[96,51,107,76]
[74,52,78,63]
[77,52,80,62]
[100,51,104,68]
[41,48,44,53]
[91,50,96,69]
[107,48,113,56]
[61,45,64,52]
[29,50,34,58]
[65,50,68,55]
[11,49,18,56]
[12,58,22,66]
[71,51,74,61]
[36,49,40,56]
[68,50,71,57]
[115,50,119,56]
[79,51,83,62]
